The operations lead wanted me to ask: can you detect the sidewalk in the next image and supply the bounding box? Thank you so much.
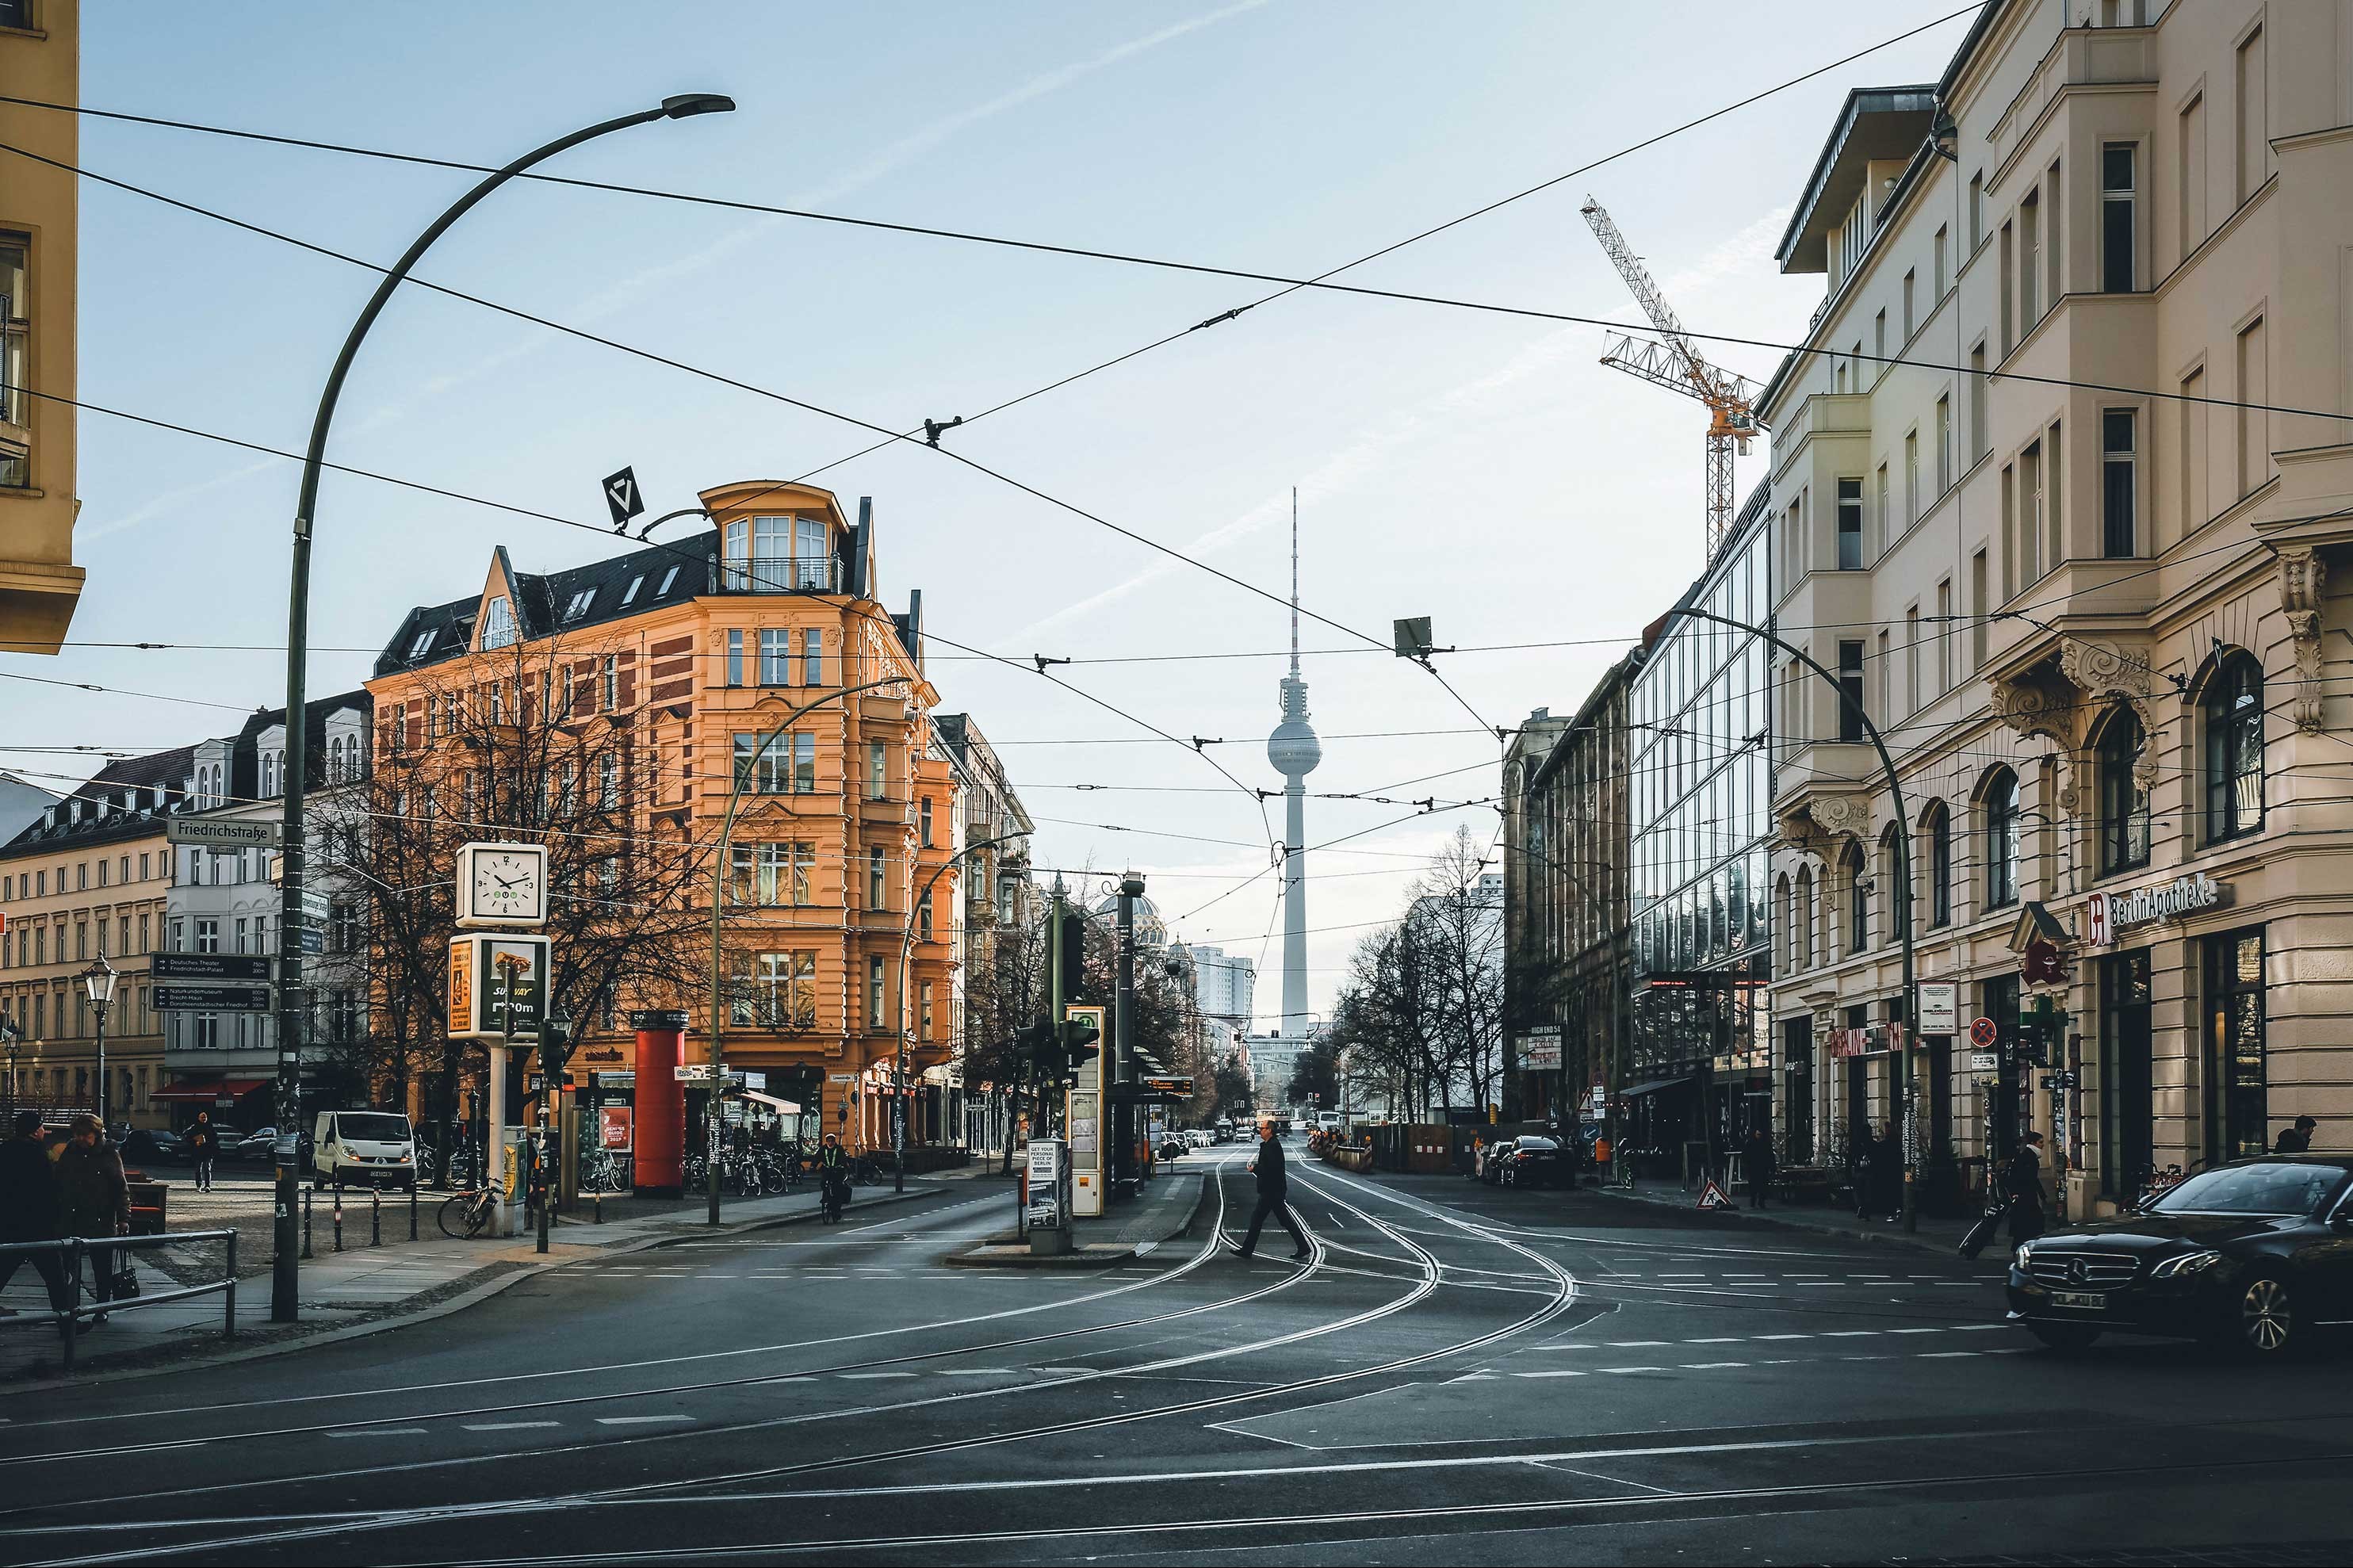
[1594,1178,2001,1259]
[947,1168,1212,1268]
[0,1180,943,1386]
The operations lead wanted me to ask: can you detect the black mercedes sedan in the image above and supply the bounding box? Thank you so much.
[2006,1157,2353,1356]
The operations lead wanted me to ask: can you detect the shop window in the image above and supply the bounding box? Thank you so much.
[2203,656,2264,842]
[2204,929,2267,1162]
[2096,710,2151,874]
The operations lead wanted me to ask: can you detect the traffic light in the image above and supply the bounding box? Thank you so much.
[1060,1011,1100,1072]
[536,1015,575,1087]
[1020,1020,1062,1079]
[1058,910,1089,1002]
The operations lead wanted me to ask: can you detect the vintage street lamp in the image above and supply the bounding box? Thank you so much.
[81,956,118,1135]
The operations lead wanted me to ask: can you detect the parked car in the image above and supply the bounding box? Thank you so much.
[1157,1134,1188,1161]
[119,1126,185,1166]
[229,1126,280,1161]
[1498,1135,1568,1189]
[2006,1156,2353,1356]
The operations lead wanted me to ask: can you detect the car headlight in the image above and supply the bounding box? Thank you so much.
[2014,1241,2039,1267]
[2151,1249,2225,1279]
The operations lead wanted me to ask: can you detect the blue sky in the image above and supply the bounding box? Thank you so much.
[10,1,1977,1023]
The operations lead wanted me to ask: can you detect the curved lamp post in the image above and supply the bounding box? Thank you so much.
[892,831,1027,1192]
[706,676,912,1225]
[269,94,736,1322]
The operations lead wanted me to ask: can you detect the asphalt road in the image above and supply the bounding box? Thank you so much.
[3,1142,2351,1566]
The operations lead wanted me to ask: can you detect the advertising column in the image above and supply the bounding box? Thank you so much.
[633,1010,687,1198]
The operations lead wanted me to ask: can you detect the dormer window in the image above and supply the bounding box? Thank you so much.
[723,515,832,592]
[408,629,436,660]
[481,595,517,650]
[621,575,644,606]
[656,564,680,596]
[564,587,596,621]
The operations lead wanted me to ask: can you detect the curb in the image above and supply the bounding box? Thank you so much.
[6,1187,939,1392]
[944,1172,1211,1270]
[1590,1183,1963,1260]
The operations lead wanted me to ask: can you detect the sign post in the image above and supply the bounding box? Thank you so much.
[1026,1137,1069,1256]
[1064,1004,1107,1218]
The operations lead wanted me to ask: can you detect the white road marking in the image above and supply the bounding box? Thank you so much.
[461,1421,559,1432]
[1751,1333,1812,1340]
[1684,1337,1744,1344]
[1605,1340,1670,1348]
[1513,1369,1587,1378]
[1822,1330,1879,1337]
[328,1428,427,1438]
[1918,1352,1980,1359]
[838,1372,916,1380]
[1681,1362,1747,1369]
[596,1415,694,1425]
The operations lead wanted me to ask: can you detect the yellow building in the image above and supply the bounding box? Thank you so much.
[365,482,963,1152]
[0,751,176,1129]
[0,0,82,652]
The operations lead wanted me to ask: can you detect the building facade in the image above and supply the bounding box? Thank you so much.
[0,0,82,652]
[366,482,960,1155]
[1766,0,2353,1217]
[0,752,177,1129]
[933,711,1034,1153]
[1625,489,1776,1163]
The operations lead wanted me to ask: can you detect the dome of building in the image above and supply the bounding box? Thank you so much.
[1092,890,1167,947]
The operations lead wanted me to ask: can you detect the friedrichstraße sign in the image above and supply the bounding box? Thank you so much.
[167,817,282,850]
[2086,872,2229,947]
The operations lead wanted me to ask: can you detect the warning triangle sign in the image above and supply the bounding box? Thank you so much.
[1696,1178,1733,1210]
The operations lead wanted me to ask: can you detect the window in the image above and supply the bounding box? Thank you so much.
[1999,222,2014,351]
[2205,656,2265,842]
[2236,316,2269,496]
[2182,365,2210,534]
[2205,928,2268,1162]
[1984,771,2020,909]
[920,980,935,1042]
[1936,578,1954,695]
[918,890,932,942]
[868,741,887,800]
[1846,848,1868,954]
[1873,308,1886,369]
[262,753,277,798]
[408,629,435,661]
[1905,606,1921,713]
[1935,396,1951,493]
[657,564,680,597]
[726,629,744,686]
[790,841,812,904]
[733,732,792,795]
[1875,465,1888,551]
[868,845,886,909]
[1836,479,1863,569]
[1933,224,1949,298]
[795,518,828,590]
[2097,711,2152,875]
[2019,191,2041,325]
[1928,806,1952,927]
[2179,93,2208,254]
[620,575,644,607]
[920,795,934,847]
[1901,271,1914,341]
[733,843,797,906]
[602,655,619,709]
[802,629,823,686]
[1968,171,1984,251]
[0,232,28,485]
[2101,143,2136,293]
[1836,640,1865,743]
[196,919,220,954]
[756,628,789,686]
[747,950,817,1029]
[1904,432,1919,526]
[1968,344,1988,462]
[2102,409,2137,557]
[868,955,886,1034]
[598,751,619,809]
[2236,25,2270,203]
[564,587,595,621]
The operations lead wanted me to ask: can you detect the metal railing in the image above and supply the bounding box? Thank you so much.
[721,554,840,594]
[0,1228,239,1372]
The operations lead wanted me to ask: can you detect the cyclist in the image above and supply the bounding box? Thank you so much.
[817,1133,849,1221]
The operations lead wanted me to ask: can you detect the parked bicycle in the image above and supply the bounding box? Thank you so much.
[438,1187,500,1239]
[579,1146,633,1195]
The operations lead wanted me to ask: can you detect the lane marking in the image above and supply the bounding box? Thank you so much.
[327,1428,426,1439]
[461,1422,558,1432]
[595,1416,694,1426]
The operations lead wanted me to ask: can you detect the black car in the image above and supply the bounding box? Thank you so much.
[1498,1136,1569,1189]
[119,1126,186,1166]
[2006,1156,2353,1356]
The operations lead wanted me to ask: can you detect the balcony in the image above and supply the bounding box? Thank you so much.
[721,554,840,595]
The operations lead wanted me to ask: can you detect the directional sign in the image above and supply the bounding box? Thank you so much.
[1969,1015,1999,1050]
[155,983,272,1013]
[153,952,271,982]
[601,465,645,530]
[168,818,281,850]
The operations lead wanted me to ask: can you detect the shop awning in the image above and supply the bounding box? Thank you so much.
[151,1077,270,1103]
[1619,1077,1693,1099]
[737,1089,802,1115]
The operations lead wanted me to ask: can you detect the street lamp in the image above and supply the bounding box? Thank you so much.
[706,676,913,1226]
[81,956,117,1136]
[892,831,1027,1193]
[269,92,735,1323]
[1,1013,21,1122]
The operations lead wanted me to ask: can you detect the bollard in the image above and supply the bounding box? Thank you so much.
[60,1238,82,1374]
[592,1191,603,1225]
[370,1188,382,1248]
[409,1183,419,1242]
[301,1186,314,1260]
[224,1230,239,1340]
[332,1189,343,1253]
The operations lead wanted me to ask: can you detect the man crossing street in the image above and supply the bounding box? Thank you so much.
[1236,1117,1310,1261]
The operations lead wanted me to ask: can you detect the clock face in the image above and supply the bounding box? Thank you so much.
[468,847,543,922]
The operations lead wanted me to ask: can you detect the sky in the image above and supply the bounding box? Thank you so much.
[6,1,1981,1028]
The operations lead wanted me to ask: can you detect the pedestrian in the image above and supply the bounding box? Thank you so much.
[55,1113,129,1325]
[2003,1130,2048,1252]
[1848,1123,1873,1218]
[0,1111,70,1322]
[1742,1125,1774,1209]
[1236,1116,1310,1261]
[1873,1122,1905,1220]
[1469,1133,1486,1182]
[186,1111,220,1193]
[2274,1115,2318,1154]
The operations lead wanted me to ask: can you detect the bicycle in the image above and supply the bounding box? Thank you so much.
[438,1187,500,1239]
[580,1147,633,1195]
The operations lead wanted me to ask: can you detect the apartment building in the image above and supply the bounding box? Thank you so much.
[933,712,1033,1153]
[0,0,83,652]
[366,483,959,1155]
[1765,0,2353,1218]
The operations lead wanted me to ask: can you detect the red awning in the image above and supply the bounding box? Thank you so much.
[151,1077,270,1102]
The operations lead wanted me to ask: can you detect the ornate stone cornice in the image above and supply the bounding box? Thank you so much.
[1776,790,1872,857]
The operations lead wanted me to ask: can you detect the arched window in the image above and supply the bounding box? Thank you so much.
[1926,804,1953,927]
[1845,844,1869,953]
[1775,874,1792,973]
[1794,866,1815,969]
[2096,710,2151,874]
[2204,656,2264,842]
[261,753,277,799]
[1984,770,2020,909]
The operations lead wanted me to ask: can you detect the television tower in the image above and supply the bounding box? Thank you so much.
[1264,490,1321,1037]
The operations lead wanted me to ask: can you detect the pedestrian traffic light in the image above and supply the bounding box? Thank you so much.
[1060,1012,1100,1071]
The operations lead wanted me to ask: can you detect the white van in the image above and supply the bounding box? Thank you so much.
[1316,1111,1343,1134]
[312,1110,418,1190]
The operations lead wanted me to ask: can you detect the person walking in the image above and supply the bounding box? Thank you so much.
[186,1111,220,1193]
[55,1114,129,1325]
[1237,1117,1309,1260]
[2274,1115,2318,1154]
[1873,1122,1906,1221]
[0,1111,69,1321]
[1848,1123,1873,1218]
[2003,1130,2048,1252]
[1742,1125,1775,1209]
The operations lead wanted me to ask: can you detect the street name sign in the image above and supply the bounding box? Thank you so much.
[168,818,281,850]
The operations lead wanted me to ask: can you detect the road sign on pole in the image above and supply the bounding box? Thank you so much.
[1969,1015,1999,1049]
[168,818,282,850]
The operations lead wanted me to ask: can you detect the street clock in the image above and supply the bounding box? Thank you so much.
[456,840,549,927]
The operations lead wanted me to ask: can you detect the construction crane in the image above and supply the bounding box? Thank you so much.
[1579,196,1763,560]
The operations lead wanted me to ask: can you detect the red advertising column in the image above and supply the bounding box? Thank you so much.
[632,1009,688,1199]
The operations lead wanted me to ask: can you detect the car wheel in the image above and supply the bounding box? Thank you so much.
[2026,1321,2100,1352]
[2224,1271,2298,1356]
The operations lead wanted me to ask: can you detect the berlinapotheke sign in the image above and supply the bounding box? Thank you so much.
[2087,873,2229,947]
